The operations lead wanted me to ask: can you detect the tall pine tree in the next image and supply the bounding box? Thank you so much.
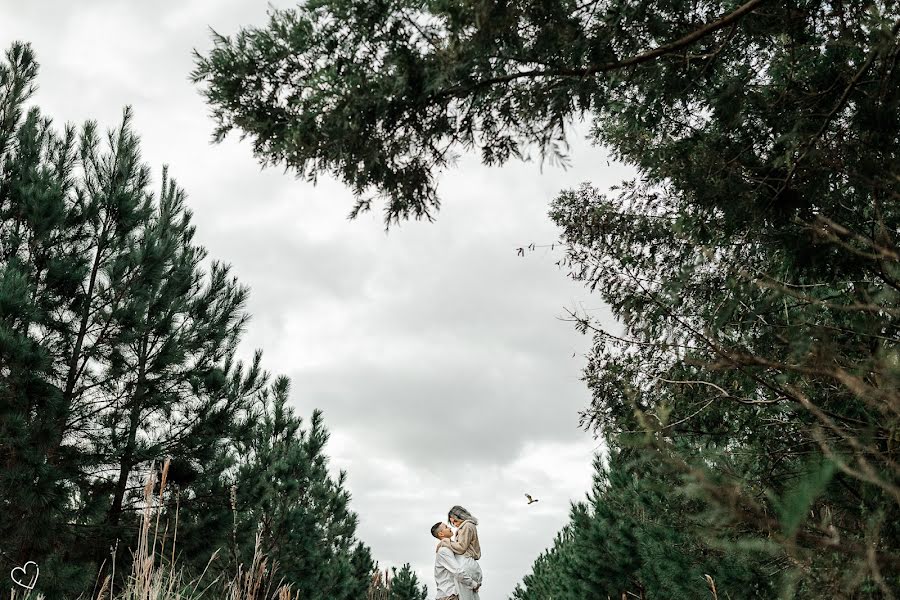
[0,42,89,588]
[231,376,374,600]
[0,42,380,598]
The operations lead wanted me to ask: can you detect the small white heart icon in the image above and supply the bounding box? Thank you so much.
[10,561,39,590]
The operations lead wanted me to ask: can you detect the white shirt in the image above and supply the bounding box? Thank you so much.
[434,546,478,598]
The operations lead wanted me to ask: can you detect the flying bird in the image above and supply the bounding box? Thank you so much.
[525,494,539,505]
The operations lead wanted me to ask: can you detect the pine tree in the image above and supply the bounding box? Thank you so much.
[0,42,90,591]
[96,162,262,560]
[0,42,377,597]
[514,450,777,599]
[232,376,374,600]
[348,542,378,599]
[388,563,428,600]
[167,350,267,578]
[511,529,576,600]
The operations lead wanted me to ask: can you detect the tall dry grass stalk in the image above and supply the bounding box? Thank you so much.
[224,533,278,600]
[365,568,392,600]
[81,461,297,600]
[106,458,195,600]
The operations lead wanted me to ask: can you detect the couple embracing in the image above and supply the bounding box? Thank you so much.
[431,505,483,600]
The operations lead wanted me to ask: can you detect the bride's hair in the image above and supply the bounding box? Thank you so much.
[448,505,478,526]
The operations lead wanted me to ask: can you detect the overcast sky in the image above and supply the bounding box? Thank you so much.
[1,2,629,596]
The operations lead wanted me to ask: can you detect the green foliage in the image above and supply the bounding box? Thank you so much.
[229,377,374,599]
[513,450,777,600]
[0,42,379,598]
[387,563,428,600]
[195,1,900,596]
[773,457,837,538]
[193,1,900,230]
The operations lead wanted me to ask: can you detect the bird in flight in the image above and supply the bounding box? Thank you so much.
[525,494,539,505]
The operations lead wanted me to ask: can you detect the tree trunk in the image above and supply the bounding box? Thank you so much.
[107,330,148,527]
[47,222,108,463]
[107,398,142,527]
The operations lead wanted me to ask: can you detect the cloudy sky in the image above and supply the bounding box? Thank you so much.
[1,2,628,596]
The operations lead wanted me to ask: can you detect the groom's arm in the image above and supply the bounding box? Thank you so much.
[436,548,478,590]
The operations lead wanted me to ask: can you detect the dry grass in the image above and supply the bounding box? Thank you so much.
[365,568,392,600]
[12,462,388,600]
[86,461,294,600]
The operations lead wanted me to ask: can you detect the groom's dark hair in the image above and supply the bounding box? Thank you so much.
[431,522,443,538]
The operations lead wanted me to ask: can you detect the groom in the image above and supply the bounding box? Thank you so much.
[431,522,481,600]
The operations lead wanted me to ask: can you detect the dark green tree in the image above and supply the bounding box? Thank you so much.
[513,450,775,600]
[0,42,91,591]
[192,0,803,226]
[162,350,267,578]
[388,563,428,600]
[510,529,576,600]
[195,1,900,595]
[97,162,263,546]
[232,376,374,600]
[0,42,377,598]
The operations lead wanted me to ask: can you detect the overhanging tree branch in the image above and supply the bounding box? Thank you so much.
[432,0,769,100]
